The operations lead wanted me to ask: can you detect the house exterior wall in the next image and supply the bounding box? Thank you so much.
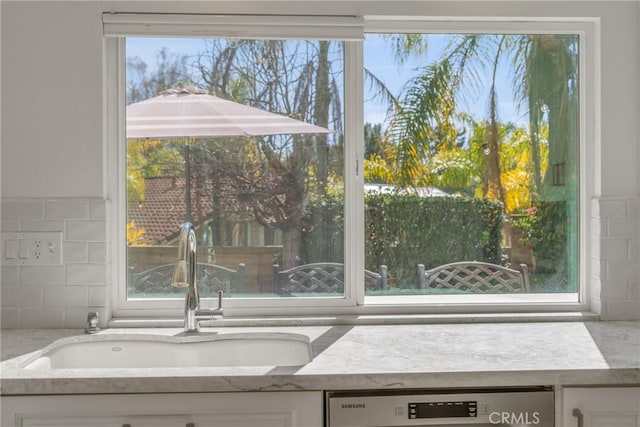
[1,1,639,326]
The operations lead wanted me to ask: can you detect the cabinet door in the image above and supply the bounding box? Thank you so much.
[2,392,323,427]
[563,387,640,427]
[18,414,302,427]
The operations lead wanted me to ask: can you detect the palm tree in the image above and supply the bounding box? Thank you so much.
[385,33,578,206]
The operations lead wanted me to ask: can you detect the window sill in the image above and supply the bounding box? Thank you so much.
[108,311,599,328]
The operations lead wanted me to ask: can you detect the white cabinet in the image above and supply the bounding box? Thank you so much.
[562,387,640,427]
[1,392,323,427]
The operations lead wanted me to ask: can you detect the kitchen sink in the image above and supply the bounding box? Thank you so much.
[22,332,313,369]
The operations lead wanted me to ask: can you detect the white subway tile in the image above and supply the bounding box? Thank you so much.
[44,286,88,307]
[590,296,602,315]
[608,217,637,238]
[589,217,601,238]
[63,242,88,263]
[605,259,637,282]
[88,243,106,263]
[21,220,64,232]
[1,221,21,232]
[1,308,21,329]
[20,266,66,285]
[1,266,20,287]
[1,200,43,221]
[628,281,640,300]
[629,239,639,261]
[590,198,601,217]
[600,280,628,300]
[45,201,90,219]
[88,286,108,307]
[605,299,640,320]
[627,198,639,219]
[590,276,602,297]
[20,308,65,328]
[105,263,112,283]
[590,258,607,279]
[1,286,42,307]
[66,264,106,284]
[90,202,106,220]
[598,199,628,218]
[599,238,631,259]
[65,220,106,242]
[105,242,113,263]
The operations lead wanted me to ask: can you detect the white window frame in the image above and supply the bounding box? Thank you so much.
[105,14,597,319]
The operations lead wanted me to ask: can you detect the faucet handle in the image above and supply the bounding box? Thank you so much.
[216,290,224,311]
[194,290,224,324]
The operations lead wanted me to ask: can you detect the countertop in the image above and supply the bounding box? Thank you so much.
[1,321,639,395]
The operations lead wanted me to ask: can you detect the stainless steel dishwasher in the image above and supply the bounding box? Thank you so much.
[326,387,554,426]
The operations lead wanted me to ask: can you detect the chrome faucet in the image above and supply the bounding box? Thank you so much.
[85,311,100,334]
[172,222,223,333]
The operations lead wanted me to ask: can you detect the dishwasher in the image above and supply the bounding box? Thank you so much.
[326,387,554,426]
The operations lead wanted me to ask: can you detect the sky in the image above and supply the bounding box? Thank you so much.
[126,35,528,129]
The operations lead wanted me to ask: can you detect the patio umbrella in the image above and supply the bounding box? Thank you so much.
[126,86,331,139]
[126,85,331,228]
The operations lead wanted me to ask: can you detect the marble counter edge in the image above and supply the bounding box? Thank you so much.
[2,368,639,396]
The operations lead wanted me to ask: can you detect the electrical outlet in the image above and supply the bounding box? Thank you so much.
[1,232,62,266]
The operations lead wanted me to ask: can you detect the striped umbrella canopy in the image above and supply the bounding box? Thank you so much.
[126,86,331,139]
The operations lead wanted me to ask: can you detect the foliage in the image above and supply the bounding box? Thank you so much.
[364,122,384,158]
[303,193,504,287]
[126,139,184,204]
[127,220,149,246]
[363,153,392,184]
[465,120,549,213]
[301,192,344,264]
[387,60,461,188]
[424,146,476,195]
[513,201,568,275]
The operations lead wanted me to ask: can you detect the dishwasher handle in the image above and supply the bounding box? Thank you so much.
[572,408,584,427]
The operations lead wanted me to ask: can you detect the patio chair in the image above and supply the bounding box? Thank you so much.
[272,262,388,295]
[132,262,246,296]
[416,261,530,293]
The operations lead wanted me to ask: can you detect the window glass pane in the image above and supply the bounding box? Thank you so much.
[125,37,345,299]
[363,33,579,296]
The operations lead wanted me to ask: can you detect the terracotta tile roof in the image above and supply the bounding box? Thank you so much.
[127,176,214,245]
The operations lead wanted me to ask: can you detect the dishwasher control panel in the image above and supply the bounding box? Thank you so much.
[409,400,477,419]
[327,387,554,426]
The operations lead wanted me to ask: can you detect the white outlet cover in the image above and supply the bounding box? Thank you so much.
[1,232,62,266]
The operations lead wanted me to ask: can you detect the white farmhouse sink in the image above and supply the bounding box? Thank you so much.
[23,332,313,370]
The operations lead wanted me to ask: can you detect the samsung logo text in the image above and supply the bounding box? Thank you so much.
[341,403,366,409]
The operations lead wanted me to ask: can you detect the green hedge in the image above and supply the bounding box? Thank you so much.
[303,194,504,288]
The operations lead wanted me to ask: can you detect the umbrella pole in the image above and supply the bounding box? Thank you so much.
[185,142,193,223]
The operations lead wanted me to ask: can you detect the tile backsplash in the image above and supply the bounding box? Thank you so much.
[1,198,111,328]
[1,196,639,327]
[591,196,640,320]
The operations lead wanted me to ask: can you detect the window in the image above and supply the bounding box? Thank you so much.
[124,37,347,301]
[106,14,594,316]
[362,28,581,299]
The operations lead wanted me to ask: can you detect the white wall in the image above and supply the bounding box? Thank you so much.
[1,1,639,326]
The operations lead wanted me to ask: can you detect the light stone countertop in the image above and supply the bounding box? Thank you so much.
[1,321,639,395]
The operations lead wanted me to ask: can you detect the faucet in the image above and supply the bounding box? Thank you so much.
[85,312,100,334]
[172,222,223,333]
